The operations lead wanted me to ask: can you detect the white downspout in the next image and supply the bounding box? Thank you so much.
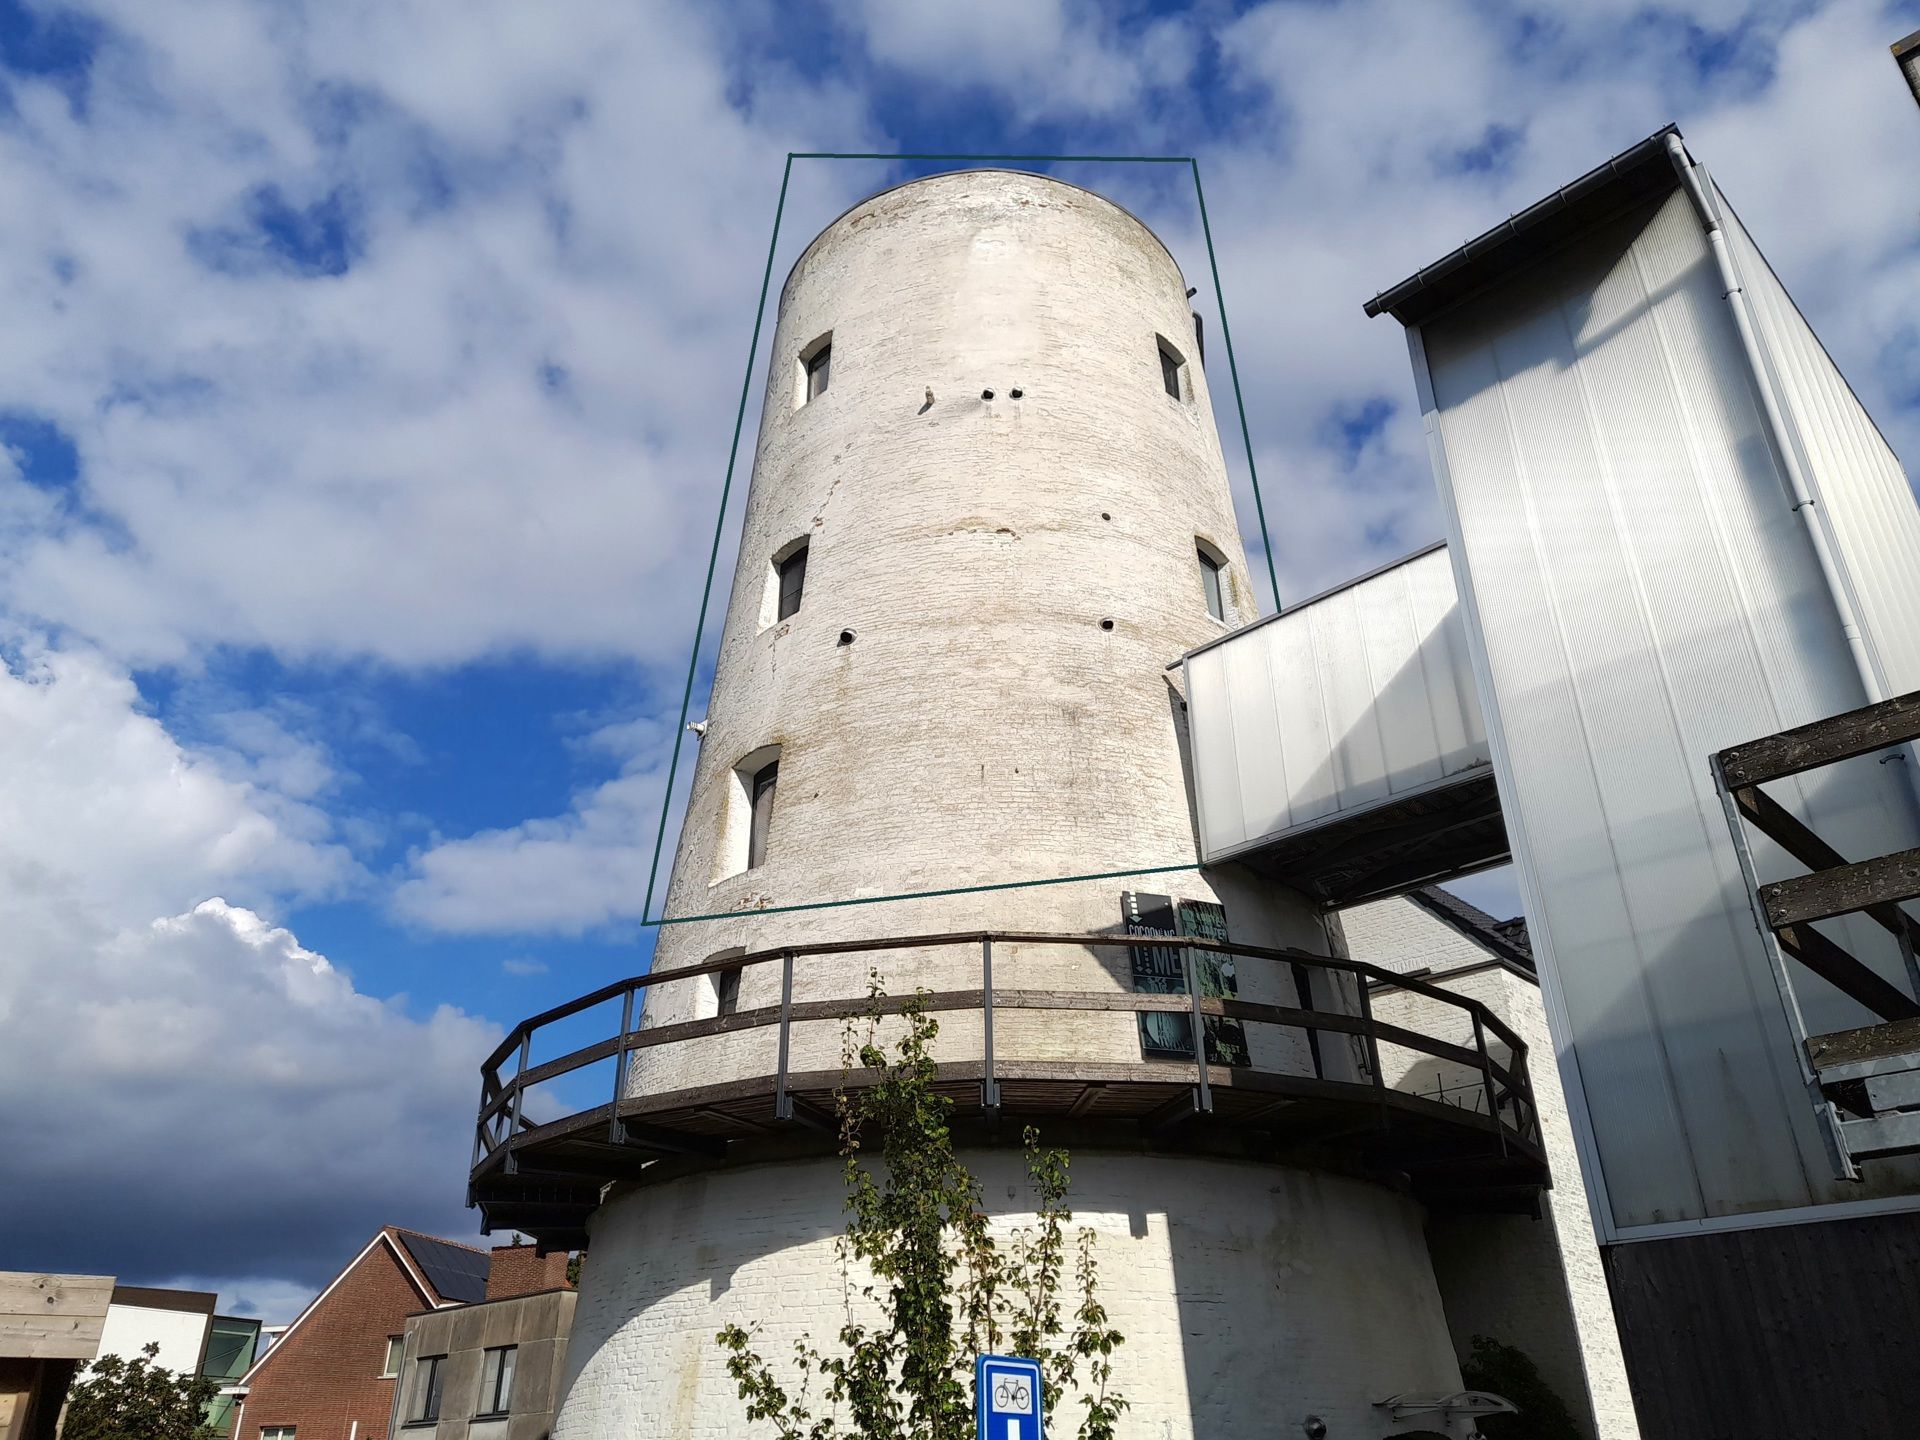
[1664,132,1885,706]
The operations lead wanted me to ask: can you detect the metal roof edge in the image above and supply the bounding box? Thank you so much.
[1362,124,1684,325]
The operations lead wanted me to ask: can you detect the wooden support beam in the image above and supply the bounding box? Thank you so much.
[1761,847,1920,930]
[1065,1084,1107,1119]
[613,1120,729,1157]
[1735,787,1920,947]
[1717,689,1920,788]
[1775,923,1920,1022]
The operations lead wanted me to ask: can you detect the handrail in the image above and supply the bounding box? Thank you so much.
[480,929,1528,1074]
[473,929,1541,1177]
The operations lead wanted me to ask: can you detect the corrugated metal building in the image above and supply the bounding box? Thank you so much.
[1366,125,1920,1438]
[1185,125,1920,1437]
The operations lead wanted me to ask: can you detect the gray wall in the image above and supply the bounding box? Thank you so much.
[394,1291,574,1440]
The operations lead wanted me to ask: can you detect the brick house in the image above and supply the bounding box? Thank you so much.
[230,1232,566,1440]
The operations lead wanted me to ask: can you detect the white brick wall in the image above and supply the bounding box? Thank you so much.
[559,1152,1466,1440]
[1346,896,1641,1440]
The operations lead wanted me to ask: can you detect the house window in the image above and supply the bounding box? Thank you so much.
[477,1346,517,1418]
[777,541,808,621]
[798,333,832,406]
[411,1356,446,1423]
[716,966,743,1017]
[381,1336,404,1378]
[1197,544,1226,621]
[747,760,778,870]
[261,1429,296,1440]
[1157,337,1185,400]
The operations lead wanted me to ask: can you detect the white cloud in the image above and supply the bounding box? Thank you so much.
[835,0,1197,120]
[0,1,880,668]
[501,956,549,976]
[393,714,677,935]
[0,638,492,1290]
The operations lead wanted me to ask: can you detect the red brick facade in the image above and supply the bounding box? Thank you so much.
[233,1232,452,1440]
[483,1244,569,1301]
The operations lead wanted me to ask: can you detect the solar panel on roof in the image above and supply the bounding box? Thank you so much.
[396,1231,489,1304]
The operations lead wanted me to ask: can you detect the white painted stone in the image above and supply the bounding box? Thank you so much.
[1345,896,1642,1440]
[563,1154,1464,1440]
[558,173,1476,1440]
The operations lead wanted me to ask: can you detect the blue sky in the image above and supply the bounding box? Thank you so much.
[1,0,1917,1321]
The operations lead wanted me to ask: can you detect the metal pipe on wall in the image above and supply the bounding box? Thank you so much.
[1664,132,1886,707]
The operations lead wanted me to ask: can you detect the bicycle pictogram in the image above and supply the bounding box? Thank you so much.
[993,1377,1031,1413]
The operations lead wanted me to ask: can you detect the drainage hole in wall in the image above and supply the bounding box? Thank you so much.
[1100,511,1112,521]
[838,629,856,647]
[1009,387,1024,399]
[1099,618,1115,631]
[980,388,995,400]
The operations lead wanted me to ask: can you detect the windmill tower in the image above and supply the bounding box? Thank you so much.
[473,171,1551,1439]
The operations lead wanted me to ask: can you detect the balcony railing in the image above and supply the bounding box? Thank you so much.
[468,930,1548,1247]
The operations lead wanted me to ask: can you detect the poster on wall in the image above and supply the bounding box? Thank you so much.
[1122,892,1249,1066]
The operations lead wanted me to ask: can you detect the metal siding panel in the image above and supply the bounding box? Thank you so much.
[1424,189,1920,1232]
[1718,183,1920,699]
[1185,646,1247,854]
[1273,608,1339,829]
[1311,589,1393,809]
[1352,559,1446,793]
[1182,549,1488,860]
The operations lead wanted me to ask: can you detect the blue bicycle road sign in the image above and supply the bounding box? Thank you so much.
[975,1354,1044,1440]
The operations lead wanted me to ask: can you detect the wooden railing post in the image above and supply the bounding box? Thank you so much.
[1473,1011,1507,1156]
[1357,977,1388,1129]
[504,1033,530,1175]
[774,950,795,1121]
[609,984,636,1143]
[981,936,1000,1110]
[1186,945,1213,1114]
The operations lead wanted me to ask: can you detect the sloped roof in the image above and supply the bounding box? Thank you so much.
[393,1230,488,1305]
[1407,886,1534,974]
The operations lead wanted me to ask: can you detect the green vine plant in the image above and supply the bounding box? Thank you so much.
[717,977,1128,1440]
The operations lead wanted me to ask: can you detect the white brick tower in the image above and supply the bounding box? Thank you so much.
[476,173,1553,1440]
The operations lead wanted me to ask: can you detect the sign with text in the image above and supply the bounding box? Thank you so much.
[975,1354,1044,1440]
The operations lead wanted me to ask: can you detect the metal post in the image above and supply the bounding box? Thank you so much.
[981,937,1001,1110]
[505,1033,530,1175]
[1473,1012,1508,1157]
[1711,755,1858,1180]
[609,984,635,1143]
[775,950,794,1121]
[1185,946,1213,1114]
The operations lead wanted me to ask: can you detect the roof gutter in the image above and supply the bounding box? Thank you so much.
[1661,133,1884,706]
[1363,125,1680,320]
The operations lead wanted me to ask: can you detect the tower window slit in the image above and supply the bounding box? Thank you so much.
[805,343,831,400]
[747,759,778,870]
[1158,337,1185,400]
[777,542,808,621]
[1198,544,1226,622]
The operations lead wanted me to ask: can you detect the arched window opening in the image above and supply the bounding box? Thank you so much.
[747,758,778,871]
[797,331,832,406]
[715,744,780,882]
[1196,540,1227,622]
[1156,335,1187,400]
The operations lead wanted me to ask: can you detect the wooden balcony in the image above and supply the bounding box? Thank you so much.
[467,931,1550,1250]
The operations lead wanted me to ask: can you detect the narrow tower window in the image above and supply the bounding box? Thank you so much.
[747,759,778,870]
[1157,337,1186,400]
[777,541,808,621]
[1197,542,1226,621]
[797,332,833,406]
[715,965,743,1017]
